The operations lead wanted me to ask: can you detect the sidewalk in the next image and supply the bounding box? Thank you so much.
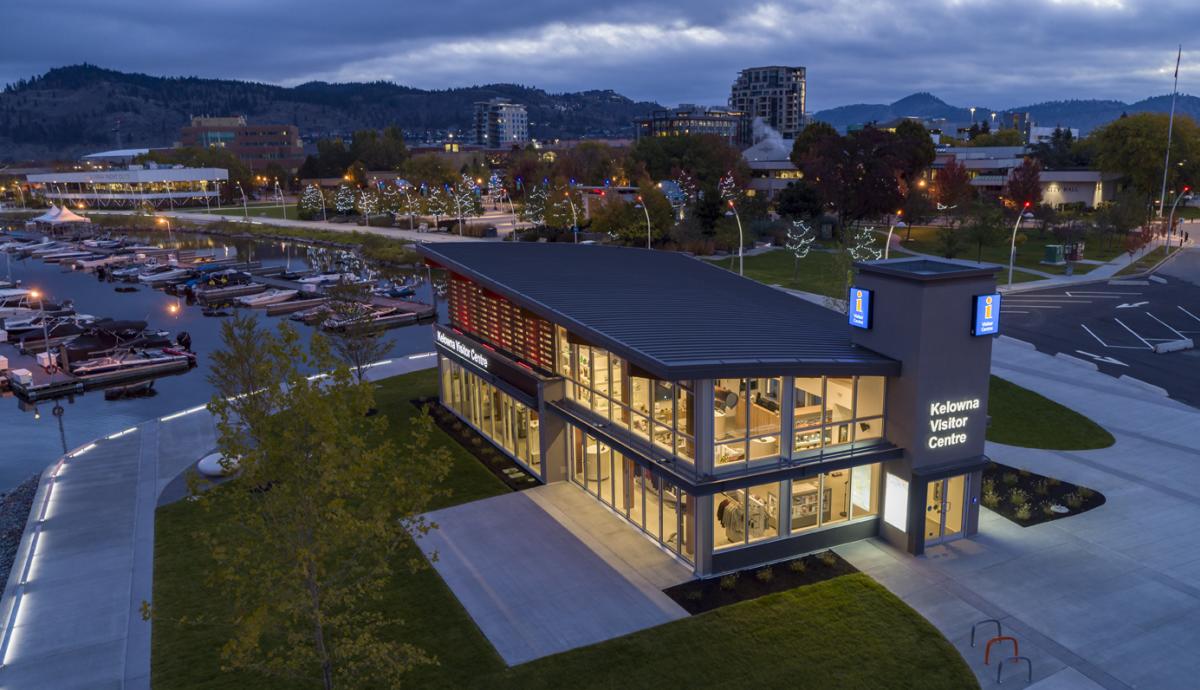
[0,353,437,689]
[838,338,1200,689]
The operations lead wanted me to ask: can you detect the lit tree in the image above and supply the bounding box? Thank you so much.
[487,171,504,209]
[550,186,582,235]
[396,183,420,230]
[299,184,326,221]
[334,184,356,215]
[356,188,379,220]
[848,226,882,261]
[425,186,450,229]
[718,171,739,204]
[521,183,548,227]
[450,175,479,235]
[786,219,817,278]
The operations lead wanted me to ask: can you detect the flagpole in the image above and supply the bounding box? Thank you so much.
[1158,45,1182,223]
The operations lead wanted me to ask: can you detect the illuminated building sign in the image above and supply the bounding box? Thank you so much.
[435,329,490,370]
[926,398,980,449]
[972,293,1001,336]
[848,286,873,329]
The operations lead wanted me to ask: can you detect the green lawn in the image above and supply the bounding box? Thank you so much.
[199,203,304,221]
[1115,246,1169,276]
[894,225,1124,274]
[153,369,978,690]
[705,249,851,299]
[987,375,1115,450]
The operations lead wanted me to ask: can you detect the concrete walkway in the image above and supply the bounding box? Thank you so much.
[416,482,690,666]
[839,338,1200,689]
[0,353,437,689]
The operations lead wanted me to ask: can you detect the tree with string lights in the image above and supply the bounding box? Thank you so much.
[786,219,817,279]
[334,184,356,216]
[298,184,326,221]
[521,183,548,228]
[848,225,882,261]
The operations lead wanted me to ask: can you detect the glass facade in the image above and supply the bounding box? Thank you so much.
[713,463,881,551]
[440,356,542,478]
[559,327,696,465]
[714,377,783,469]
[792,376,885,456]
[568,423,695,564]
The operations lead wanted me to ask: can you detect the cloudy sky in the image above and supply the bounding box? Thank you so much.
[1,0,1194,110]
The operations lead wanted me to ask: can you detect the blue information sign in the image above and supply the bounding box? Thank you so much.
[972,293,1001,336]
[848,286,872,329]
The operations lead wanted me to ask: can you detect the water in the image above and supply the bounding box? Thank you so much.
[0,230,440,490]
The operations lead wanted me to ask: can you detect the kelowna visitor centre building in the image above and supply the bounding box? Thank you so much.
[419,243,1000,577]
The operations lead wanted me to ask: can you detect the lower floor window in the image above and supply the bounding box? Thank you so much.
[567,423,695,564]
[440,356,541,478]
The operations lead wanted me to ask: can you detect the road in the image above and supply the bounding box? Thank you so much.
[1001,251,1200,406]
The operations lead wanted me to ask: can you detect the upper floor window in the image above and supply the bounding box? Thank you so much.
[794,376,885,455]
[714,377,782,470]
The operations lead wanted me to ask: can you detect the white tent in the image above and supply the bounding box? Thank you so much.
[30,205,62,222]
[48,206,91,224]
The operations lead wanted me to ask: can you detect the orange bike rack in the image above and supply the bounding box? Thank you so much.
[984,636,1019,665]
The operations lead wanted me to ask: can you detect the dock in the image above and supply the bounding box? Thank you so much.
[265,297,327,316]
[0,347,192,402]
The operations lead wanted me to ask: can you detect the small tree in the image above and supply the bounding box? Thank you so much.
[521,184,548,227]
[785,219,816,279]
[324,281,392,383]
[936,225,964,258]
[396,184,420,230]
[425,186,450,229]
[299,184,325,220]
[356,188,379,221]
[201,314,451,688]
[964,202,1005,263]
[334,184,356,215]
[847,226,882,261]
[1005,158,1043,208]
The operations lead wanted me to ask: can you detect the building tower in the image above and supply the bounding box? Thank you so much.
[728,66,807,139]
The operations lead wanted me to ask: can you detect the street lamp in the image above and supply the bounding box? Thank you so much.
[1007,201,1032,289]
[724,199,744,276]
[235,182,249,222]
[564,191,578,243]
[28,289,50,364]
[969,107,976,124]
[884,210,903,259]
[635,195,652,250]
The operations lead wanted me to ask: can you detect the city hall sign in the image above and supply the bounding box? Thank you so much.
[927,398,980,449]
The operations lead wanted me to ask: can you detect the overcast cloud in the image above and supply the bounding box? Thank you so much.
[1,0,1194,110]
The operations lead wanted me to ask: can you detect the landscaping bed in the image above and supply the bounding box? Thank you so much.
[982,460,1105,526]
[664,549,857,615]
[417,396,539,492]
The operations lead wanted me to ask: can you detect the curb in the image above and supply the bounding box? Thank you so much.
[1118,374,1169,397]
[997,335,1036,350]
[1054,352,1098,371]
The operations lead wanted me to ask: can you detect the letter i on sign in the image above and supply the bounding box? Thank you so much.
[855,290,863,314]
[984,296,992,320]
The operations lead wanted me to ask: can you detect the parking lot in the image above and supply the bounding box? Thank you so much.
[1001,271,1200,406]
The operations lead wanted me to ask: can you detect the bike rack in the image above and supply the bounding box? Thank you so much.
[984,636,1019,665]
[996,656,1033,685]
[970,618,1002,647]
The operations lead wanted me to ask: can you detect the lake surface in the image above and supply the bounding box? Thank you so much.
[0,230,440,491]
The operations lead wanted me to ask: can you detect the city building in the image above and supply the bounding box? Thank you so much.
[179,116,305,172]
[931,147,1120,208]
[742,135,801,199]
[729,66,807,139]
[633,105,749,146]
[472,99,529,149]
[25,167,228,209]
[1039,170,1121,208]
[420,243,999,576]
[1028,126,1081,146]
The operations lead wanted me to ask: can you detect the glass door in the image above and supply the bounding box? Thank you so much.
[924,475,967,546]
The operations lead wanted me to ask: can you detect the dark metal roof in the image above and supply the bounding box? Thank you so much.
[857,258,998,282]
[419,243,899,380]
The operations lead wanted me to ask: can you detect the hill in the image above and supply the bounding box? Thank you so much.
[814,92,1200,134]
[0,64,662,162]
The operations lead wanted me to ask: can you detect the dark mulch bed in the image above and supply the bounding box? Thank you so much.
[0,474,40,599]
[665,550,858,615]
[983,460,1105,527]
[415,397,539,492]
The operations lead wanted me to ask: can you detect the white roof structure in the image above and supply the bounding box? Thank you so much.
[49,206,90,224]
[26,168,228,185]
[30,205,62,222]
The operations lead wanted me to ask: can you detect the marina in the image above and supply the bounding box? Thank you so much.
[0,221,441,490]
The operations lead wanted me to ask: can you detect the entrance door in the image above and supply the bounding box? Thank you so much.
[924,475,967,546]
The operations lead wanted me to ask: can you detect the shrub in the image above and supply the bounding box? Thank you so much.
[1015,504,1032,520]
[1018,468,1031,477]
[1047,477,1062,487]
[1034,479,1049,496]
[982,478,996,495]
[1042,502,1057,517]
[684,589,704,602]
[755,567,775,584]
[1065,492,1083,509]
[1078,486,1095,499]
[470,437,483,447]
[1009,488,1029,507]
[818,551,838,567]
[982,489,1002,509]
[1002,472,1019,486]
[788,559,807,574]
[719,574,739,590]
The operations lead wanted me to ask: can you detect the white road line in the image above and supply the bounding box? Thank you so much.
[1113,318,1155,350]
[1145,313,1188,339]
[1178,305,1200,324]
[1009,305,1062,309]
[1001,310,1031,314]
[1065,291,1142,297]
[1081,324,1108,347]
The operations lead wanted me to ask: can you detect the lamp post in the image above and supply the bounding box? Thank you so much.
[1007,201,1032,289]
[28,289,50,364]
[970,106,976,125]
[235,182,249,222]
[564,191,578,243]
[884,209,903,259]
[725,200,744,276]
[635,195,652,249]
